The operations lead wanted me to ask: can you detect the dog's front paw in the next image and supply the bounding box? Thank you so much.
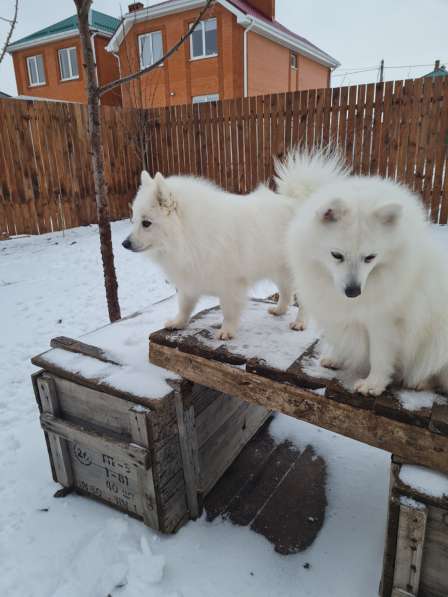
[320,357,341,370]
[216,328,235,341]
[354,377,387,396]
[165,318,187,330]
[268,306,287,317]
[289,320,306,331]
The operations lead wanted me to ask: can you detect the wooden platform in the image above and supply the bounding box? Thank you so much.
[204,418,327,555]
[149,300,448,475]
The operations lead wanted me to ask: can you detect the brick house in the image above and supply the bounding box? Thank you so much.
[7,10,122,105]
[107,0,339,108]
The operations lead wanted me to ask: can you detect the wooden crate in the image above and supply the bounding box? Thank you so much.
[380,457,448,597]
[31,309,269,533]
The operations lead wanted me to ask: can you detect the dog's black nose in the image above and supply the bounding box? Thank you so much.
[122,238,132,250]
[345,284,361,298]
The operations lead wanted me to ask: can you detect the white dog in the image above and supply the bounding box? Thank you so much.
[287,174,448,396]
[122,150,345,339]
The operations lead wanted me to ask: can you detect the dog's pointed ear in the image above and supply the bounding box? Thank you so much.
[154,172,176,213]
[318,198,347,224]
[374,203,402,226]
[141,170,152,187]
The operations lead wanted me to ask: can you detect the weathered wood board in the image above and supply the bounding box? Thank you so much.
[381,458,448,597]
[149,300,448,476]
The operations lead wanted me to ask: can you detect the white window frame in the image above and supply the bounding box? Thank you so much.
[58,47,79,81]
[26,55,45,87]
[189,18,218,60]
[138,31,164,69]
[290,52,298,69]
[192,93,219,104]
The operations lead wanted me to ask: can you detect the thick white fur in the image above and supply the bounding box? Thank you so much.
[287,174,448,396]
[123,149,346,339]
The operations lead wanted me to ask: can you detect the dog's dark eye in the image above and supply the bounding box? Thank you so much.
[142,220,152,228]
[331,251,344,262]
[364,254,376,263]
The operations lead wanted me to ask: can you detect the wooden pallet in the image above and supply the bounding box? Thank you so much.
[149,300,448,475]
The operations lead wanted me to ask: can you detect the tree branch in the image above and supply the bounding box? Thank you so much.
[0,0,18,65]
[98,0,214,98]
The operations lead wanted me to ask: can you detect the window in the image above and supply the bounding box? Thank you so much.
[290,52,298,69]
[138,31,164,69]
[190,18,217,59]
[58,47,79,81]
[192,93,219,104]
[26,55,45,87]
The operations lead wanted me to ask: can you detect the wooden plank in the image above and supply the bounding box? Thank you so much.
[291,90,301,148]
[396,79,414,185]
[196,392,245,447]
[37,375,74,487]
[174,391,200,518]
[250,95,259,189]
[298,88,308,147]
[392,502,427,595]
[250,446,327,555]
[329,86,340,147]
[353,83,366,174]
[198,400,270,494]
[420,505,448,597]
[345,85,358,167]
[149,342,448,475]
[225,440,299,527]
[40,412,150,469]
[429,403,448,436]
[284,91,293,153]
[129,406,160,529]
[242,96,251,193]
[314,87,325,148]
[263,94,272,183]
[322,86,332,148]
[50,336,121,365]
[370,82,384,176]
[405,79,423,189]
[427,78,445,221]
[31,350,175,410]
[361,82,375,174]
[414,78,433,197]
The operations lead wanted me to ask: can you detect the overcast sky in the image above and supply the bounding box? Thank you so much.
[1,0,447,95]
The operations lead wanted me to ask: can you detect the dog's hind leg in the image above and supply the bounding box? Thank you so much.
[165,291,199,330]
[217,287,246,340]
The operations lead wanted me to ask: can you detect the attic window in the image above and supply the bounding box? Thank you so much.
[290,52,298,69]
[190,18,217,59]
[138,31,164,69]
[26,55,45,87]
[59,47,79,81]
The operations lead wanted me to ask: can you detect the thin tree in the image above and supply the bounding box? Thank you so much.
[0,0,19,64]
[75,0,214,322]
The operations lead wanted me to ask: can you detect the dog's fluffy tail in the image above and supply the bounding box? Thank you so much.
[274,146,348,202]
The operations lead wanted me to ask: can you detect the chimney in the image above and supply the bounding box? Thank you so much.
[128,2,144,12]
[249,0,275,20]
[435,59,440,70]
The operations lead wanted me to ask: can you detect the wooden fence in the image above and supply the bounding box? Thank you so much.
[1,76,448,236]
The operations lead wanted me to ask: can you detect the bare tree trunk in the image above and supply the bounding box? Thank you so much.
[0,0,19,64]
[75,0,121,322]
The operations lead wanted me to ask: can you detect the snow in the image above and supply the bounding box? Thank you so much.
[4,219,440,597]
[397,390,445,412]
[165,299,318,369]
[399,465,448,499]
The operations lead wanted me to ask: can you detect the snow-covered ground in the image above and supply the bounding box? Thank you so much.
[6,220,447,597]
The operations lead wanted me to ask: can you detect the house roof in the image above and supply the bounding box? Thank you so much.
[106,0,339,69]
[423,64,448,78]
[0,91,12,98]
[7,10,120,53]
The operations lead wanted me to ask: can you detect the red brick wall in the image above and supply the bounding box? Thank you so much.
[12,34,121,105]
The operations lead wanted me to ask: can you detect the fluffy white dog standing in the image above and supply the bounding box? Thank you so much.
[287,175,448,396]
[122,150,346,339]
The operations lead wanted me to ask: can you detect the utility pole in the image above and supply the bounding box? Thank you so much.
[379,59,384,83]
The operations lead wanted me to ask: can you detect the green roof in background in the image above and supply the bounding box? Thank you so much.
[8,10,120,50]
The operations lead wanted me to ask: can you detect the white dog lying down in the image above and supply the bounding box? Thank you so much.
[123,149,346,339]
[287,174,448,396]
